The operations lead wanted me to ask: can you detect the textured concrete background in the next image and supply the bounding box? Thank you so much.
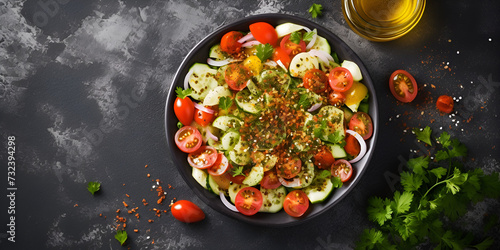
[1,0,499,249]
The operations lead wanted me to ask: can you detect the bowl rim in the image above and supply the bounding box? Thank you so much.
[165,13,379,227]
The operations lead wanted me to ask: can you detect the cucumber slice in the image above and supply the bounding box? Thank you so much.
[342,107,354,124]
[316,106,345,141]
[190,122,219,143]
[289,52,319,78]
[203,86,232,106]
[221,130,240,151]
[228,183,249,204]
[341,60,363,82]
[188,63,219,101]
[258,69,291,93]
[235,88,265,115]
[330,144,347,159]
[275,22,308,38]
[296,161,316,188]
[208,175,227,195]
[242,165,264,186]
[259,186,286,213]
[310,35,331,54]
[303,175,334,204]
[209,44,228,60]
[192,167,208,189]
[212,116,243,131]
[228,139,251,166]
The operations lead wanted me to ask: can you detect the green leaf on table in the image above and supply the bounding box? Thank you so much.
[429,167,447,179]
[438,131,451,148]
[367,197,393,226]
[308,3,323,18]
[434,150,449,162]
[87,181,101,195]
[400,172,423,192]
[393,191,413,215]
[114,230,128,245]
[413,126,432,146]
[448,138,468,158]
[407,156,429,175]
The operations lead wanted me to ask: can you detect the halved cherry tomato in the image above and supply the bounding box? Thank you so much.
[283,190,309,217]
[235,187,263,216]
[249,22,278,46]
[174,96,194,126]
[436,95,454,113]
[207,153,229,176]
[273,47,291,69]
[345,134,361,156]
[313,146,336,169]
[225,63,251,91]
[276,157,302,179]
[349,112,373,140]
[229,165,247,184]
[260,170,282,189]
[331,159,353,182]
[280,34,306,57]
[389,70,418,103]
[211,172,231,190]
[187,146,218,169]
[194,107,215,127]
[174,126,202,153]
[328,90,346,106]
[220,31,243,54]
[171,200,205,223]
[329,67,353,92]
[303,69,328,94]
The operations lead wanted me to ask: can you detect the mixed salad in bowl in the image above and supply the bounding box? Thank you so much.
[169,20,374,219]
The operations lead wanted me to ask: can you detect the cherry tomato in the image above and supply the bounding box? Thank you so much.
[389,70,418,103]
[280,34,306,57]
[220,31,243,54]
[211,172,231,190]
[313,146,336,169]
[228,165,247,184]
[303,69,328,94]
[174,126,202,153]
[249,22,278,46]
[276,157,302,179]
[194,107,215,127]
[235,187,263,216]
[174,96,194,126]
[345,134,361,157]
[171,200,205,223]
[187,146,218,169]
[349,112,373,140]
[436,95,454,113]
[283,190,309,217]
[225,63,251,91]
[207,153,230,176]
[328,90,346,106]
[260,170,282,189]
[273,47,291,69]
[331,159,353,182]
[329,67,354,92]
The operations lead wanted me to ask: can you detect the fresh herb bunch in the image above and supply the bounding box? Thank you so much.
[357,126,500,250]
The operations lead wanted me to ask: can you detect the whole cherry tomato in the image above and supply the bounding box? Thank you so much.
[171,200,205,223]
[436,95,454,113]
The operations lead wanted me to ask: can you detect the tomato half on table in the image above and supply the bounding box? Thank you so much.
[276,157,302,179]
[235,187,263,216]
[331,159,353,182]
[194,107,215,127]
[174,126,202,153]
[225,63,251,91]
[171,200,205,223]
[207,153,230,176]
[260,170,282,189]
[273,47,291,69]
[313,146,336,169]
[280,34,306,57]
[436,95,454,113]
[303,69,328,94]
[187,146,218,169]
[249,22,278,46]
[220,31,243,54]
[329,67,353,92]
[283,190,309,217]
[389,70,418,103]
[349,112,373,140]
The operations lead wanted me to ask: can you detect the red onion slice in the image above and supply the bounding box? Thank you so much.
[184,68,194,90]
[237,32,254,43]
[207,58,231,67]
[346,130,367,164]
[193,102,215,114]
[307,103,322,112]
[276,59,287,72]
[242,40,261,48]
[308,49,329,65]
[206,129,218,142]
[220,192,238,212]
[278,176,302,188]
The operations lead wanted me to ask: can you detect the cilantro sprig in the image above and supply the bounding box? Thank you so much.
[114,230,128,246]
[87,181,101,195]
[231,166,246,177]
[175,87,192,99]
[357,126,500,250]
[255,43,274,62]
[289,30,316,44]
[308,3,323,18]
[219,96,233,110]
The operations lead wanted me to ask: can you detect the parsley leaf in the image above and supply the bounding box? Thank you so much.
[331,176,343,188]
[318,170,331,179]
[393,191,413,214]
[114,230,128,245]
[308,3,323,18]
[429,167,447,179]
[367,197,393,226]
[438,131,451,148]
[298,94,311,108]
[231,166,246,177]
[326,131,344,144]
[400,172,423,192]
[407,156,429,175]
[413,126,432,146]
[175,87,192,99]
[302,29,316,42]
[87,181,101,195]
[290,31,302,44]
[218,96,233,110]
[256,43,274,62]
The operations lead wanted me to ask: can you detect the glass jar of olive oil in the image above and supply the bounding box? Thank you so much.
[342,0,426,42]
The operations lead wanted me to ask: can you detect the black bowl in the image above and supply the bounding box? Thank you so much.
[165,13,378,227]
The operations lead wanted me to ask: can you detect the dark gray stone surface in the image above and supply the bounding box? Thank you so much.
[1,0,499,249]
